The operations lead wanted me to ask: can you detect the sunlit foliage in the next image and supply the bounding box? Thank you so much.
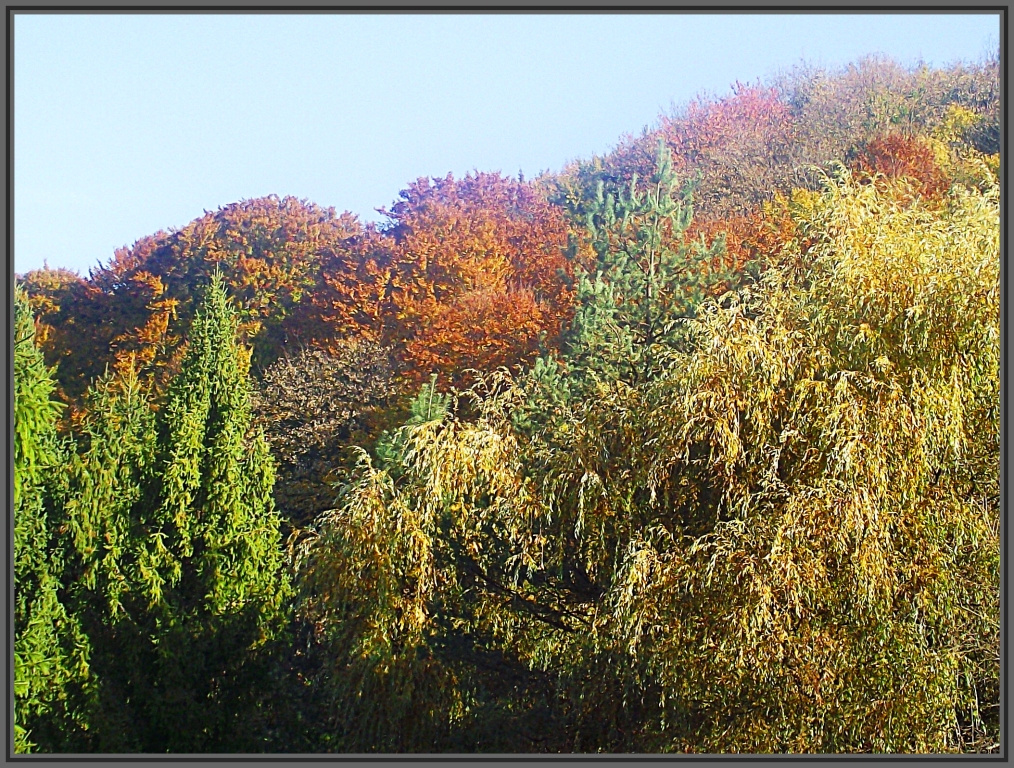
[569,142,736,382]
[59,275,292,751]
[23,197,362,402]
[377,172,576,383]
[13,287,91,753]
[295,168,998,753]
[13,51,999,755]
[547,52,998,228]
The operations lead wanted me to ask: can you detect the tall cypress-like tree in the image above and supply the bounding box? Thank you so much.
[145,271,291,751]
[62,273,291,752]
[13,286,90,753]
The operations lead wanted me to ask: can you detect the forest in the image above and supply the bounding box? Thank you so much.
[13,53,1000,754]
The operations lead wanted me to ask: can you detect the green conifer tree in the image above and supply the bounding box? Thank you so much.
[13,286,90,753]
[62,273,291,752]
[566,139,728,385]
[144,271,291,751]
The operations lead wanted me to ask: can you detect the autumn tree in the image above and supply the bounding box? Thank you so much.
[17,267,116,409]
[22,197,362,404]
[253,340,395,527]
[848,132,951,201]
[294,165,999,753]
[659,83,799,217]
[547,84,798,224]
[546,53,999,231]
[773,53,1000,178]
[374,172,576,384]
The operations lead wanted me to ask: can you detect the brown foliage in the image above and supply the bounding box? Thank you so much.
[253,341,394,525]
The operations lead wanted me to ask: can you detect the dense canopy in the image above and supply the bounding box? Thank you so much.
[14,52,1000,754]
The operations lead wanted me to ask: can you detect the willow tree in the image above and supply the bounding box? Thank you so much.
[602,169,1000,752]
[13,286,90,753]
[62,273,292,752]
[295,165,998,753]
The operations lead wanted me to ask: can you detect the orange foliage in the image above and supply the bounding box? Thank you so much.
[18,266,86,350]
[685,193,812,291]
[287,226,396,348]
[404,285,553,379]
[383,172,575,383]
[296,172,576,385]
[18,267,120,406]
[27,196,362,400]
[24,181,577,403]
[849,132,950,201]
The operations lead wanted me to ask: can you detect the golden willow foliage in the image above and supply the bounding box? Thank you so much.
[295,168,998,753]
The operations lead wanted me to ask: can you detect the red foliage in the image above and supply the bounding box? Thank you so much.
[581,84,799,222]
[849,132,950,201]
[660,84,798,216]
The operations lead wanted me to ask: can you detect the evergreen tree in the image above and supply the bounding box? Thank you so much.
[60,364,160,751]
[565,139,729,387]
[145,272,292,750]
[62,273,292,752]
[13,286,90,752]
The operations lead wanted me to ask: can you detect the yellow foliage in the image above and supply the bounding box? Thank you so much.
[296,169,998,753]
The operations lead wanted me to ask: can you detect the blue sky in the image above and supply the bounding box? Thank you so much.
[13,12,999,276]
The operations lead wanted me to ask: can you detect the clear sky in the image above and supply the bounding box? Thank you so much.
[13,12,999,276]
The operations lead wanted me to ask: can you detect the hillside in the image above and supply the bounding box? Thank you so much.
[14,52,1000,754]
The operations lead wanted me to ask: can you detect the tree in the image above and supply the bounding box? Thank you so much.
[61,273,292,752]
[376,172,576,384]
[17,267,114,411]
[253,340,395,527]
[849,132,950,201]
[773,53,1000,181]
[546,54,999,231]
[547,83,798,224]
[13,286,91,752]
[562,140,728,386]
[22,197,362,406]
[293,166,999,753]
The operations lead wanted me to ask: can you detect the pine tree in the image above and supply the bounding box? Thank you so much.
[373,373,450,472]
[13,286,90,752]
[565,139,729,385]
